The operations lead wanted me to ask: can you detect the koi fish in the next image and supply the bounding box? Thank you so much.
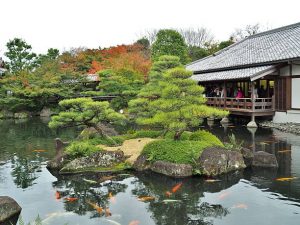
[218,192,230,200]
[129,220,140,225]
[165,191,172,197]
[275,177,297,181]
[171,182,183,193]
[232,203,248,209]
[205,179,221,183]
[87,201,103,214]
[278,150,291,153]
[108,192,116,204]
[99,176,116,183]
[162,199,182,203]
[138,196,155,202]
[33,150,46,152]
[83,178,97,184]
[64,197,78,202]
[55,191,61,200]
[105,208,112,217]
[105,219,121,225]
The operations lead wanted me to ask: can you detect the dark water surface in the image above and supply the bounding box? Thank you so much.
[0,119,300,225]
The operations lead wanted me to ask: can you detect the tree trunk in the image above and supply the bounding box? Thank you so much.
[174,131,183,141]
[91,124,104,136]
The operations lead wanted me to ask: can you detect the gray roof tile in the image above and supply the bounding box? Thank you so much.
[186,22,300,72]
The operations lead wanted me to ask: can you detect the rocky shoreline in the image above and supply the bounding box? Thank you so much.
[260,121,300,136]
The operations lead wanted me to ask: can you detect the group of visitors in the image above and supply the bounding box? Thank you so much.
[204,84,268,99]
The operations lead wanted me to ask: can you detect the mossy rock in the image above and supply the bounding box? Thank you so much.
[13,112,28,119]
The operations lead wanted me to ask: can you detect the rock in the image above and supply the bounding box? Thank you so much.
[247,121,258,128]
[0,110,14,119]
[241,147,254,167]
[47,139,70,170]
[39,107,53,117]
[133,154,151,171]
[150,161,193,177]
[60,150,125,174]
[198,147,246,176]
[220,117,229,124]
[252,151,278,168]
[13,112,28,119]
[0,196,22,225]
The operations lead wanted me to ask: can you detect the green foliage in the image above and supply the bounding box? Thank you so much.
[18,215,42,225]
[65,141,102,158]
[133,67,229,140]
[135,37,150,50]
[151,29,189,64]
[188,46,210,61]
[4,38,37,73]
[0,59,80,112]
[165,131,192,140]
[142,140,213,164]
[224,133,244,151]
[189,130,224,147]
[36,48,60,65]
[49,98,125,136]
[130,130,162,138]
[129,55,182,121]
[97,69,145,110]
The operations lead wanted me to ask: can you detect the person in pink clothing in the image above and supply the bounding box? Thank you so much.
[236,87,244,99]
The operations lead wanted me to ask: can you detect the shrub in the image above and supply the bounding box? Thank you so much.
[142,139,213,164]
[65,141,102,158]
[189,130,224,147]
[164,131,192,140]
[224,133,243,151]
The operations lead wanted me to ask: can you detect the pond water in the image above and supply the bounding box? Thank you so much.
[0,118,300,225]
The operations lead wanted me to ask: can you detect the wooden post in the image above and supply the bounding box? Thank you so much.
[247,82,258,128]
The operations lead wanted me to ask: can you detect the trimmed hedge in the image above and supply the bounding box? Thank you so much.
[65,141,102,158]
[189,130,224,147]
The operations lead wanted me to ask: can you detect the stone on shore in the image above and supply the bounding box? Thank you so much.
[60,150,126,174]
[198,147,246,176]
[241,147,254,167]
[252,151,278,168]
[0,196,22,225]
[133,154,151,171]
[150,161,193,177]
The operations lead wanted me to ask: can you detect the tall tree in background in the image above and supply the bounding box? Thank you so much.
[231,23,269,41]
[5,38,37,73]
[178,27,214,48]
[36,48,60,65]
[151,29,189,64]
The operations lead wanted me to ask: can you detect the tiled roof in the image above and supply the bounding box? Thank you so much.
[190,65,275,82]
[186,22,300,73]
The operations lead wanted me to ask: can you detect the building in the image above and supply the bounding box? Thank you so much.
[186,22,300,126]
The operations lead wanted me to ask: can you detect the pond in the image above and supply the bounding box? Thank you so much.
[0,118,300,225]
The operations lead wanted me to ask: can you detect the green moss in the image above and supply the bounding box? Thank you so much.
[164,131,192,140]
[189,130,224,147]
[60,162,131,174]
[65,141,102,158]
[142,139,213,164]
[131,130,163,138]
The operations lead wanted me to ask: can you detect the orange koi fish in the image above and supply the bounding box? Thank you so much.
[33,150,46,152]
[108,192,116,204]
[232,203,248,209]
[87,201,103,214]
[105,208,112,217]
[137,196,155,202]
[64,197,78,202]
[171,182,183,193]
[218,191,230,200]
[55,191,61,200]
[275,177,297,182]
[165,191,172,197]
[129,220,140,225]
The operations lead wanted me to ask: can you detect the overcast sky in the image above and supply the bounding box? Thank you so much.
[1,0,300,57]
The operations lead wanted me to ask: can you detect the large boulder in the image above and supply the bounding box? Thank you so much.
[0,196,22,225]
[252,151,278,168]
[133,154,151,171]
[47,138,70,170]
[198,147,246,176]
[60,150,125,174]
[150,161,193,177]
[241,147,254,167]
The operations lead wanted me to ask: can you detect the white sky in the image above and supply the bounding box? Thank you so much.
[1,0,300,56]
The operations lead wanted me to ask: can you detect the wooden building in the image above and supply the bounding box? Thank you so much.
[186,22,300,126]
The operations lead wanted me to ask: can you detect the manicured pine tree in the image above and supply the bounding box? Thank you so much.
[133,67,229,140]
